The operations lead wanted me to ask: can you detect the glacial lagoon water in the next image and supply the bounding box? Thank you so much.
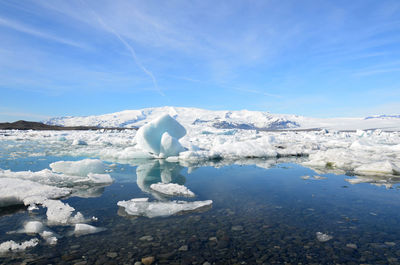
[2,155,400,264]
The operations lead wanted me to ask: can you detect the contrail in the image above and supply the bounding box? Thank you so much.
[80,0,165,96]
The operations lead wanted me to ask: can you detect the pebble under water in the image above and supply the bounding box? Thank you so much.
[2,157,400,265]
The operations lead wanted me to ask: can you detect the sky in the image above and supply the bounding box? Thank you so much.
[1,0,400,121]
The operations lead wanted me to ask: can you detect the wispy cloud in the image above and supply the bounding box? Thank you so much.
[354,68,400,76]
[80,0,164,96]
[0,16,87,49]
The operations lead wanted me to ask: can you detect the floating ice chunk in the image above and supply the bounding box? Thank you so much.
[23,221,44,234]
[136,114,186,157]
[42,200,85,225]
[150,183,195,197]
[50,159,106,176]
[0,238,39,253]
[19,222,58,245]
[316,232,333,242]
[73,223,106,236]
[117,198,212,218]
[86,173,113,184]
[301,175,310,180]
[45,236,58,245]
[0,178,70,207]
[313,175,327,180]
[354,161,400,176]
[72,139,87,145]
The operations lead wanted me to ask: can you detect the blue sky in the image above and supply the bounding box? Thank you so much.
[1,0,400,121]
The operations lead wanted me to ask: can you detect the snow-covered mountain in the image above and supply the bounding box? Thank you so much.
[44,106,400,131]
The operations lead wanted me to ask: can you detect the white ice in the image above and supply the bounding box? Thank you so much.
[117,198,212,218]
[0,238,39,253]
[135,114,186,157]
[354,161,400,176]
[316,232,333,242]
[23,221,44,234]
[150,183,195,197]
[0,178,70,207]
[50,159,106,177]
[19,221,58,245]
[43,199,85,225]
[73,223,105,236]
[2,108,400,185]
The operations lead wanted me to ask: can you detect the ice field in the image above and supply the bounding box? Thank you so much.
[0,107,400,262]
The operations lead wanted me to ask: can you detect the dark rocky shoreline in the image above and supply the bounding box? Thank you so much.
[0,120,137,131]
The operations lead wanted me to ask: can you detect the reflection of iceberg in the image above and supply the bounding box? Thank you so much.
[120,160,212,218]
[346,175,400,189]
[117,198,212,218]
[136,160,185,196]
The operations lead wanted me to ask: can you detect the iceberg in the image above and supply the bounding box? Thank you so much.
[136,114,186,157]
[117,198,212,218]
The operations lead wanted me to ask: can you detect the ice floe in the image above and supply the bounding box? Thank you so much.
[1,109,400,187]
[0,178,70,207]
[0,158,113,251]
[150,183,195,197]
[49,159,106,176]
[117,198,212,218]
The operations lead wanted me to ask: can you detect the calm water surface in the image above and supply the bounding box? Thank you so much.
[1,155,400,264]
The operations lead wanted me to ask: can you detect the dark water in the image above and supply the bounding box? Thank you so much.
[2,157,400,264]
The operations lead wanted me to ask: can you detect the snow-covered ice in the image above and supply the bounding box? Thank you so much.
[44,106,400,131]
[117,198,212,218]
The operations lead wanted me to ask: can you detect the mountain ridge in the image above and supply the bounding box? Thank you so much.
[44,106,400,131]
